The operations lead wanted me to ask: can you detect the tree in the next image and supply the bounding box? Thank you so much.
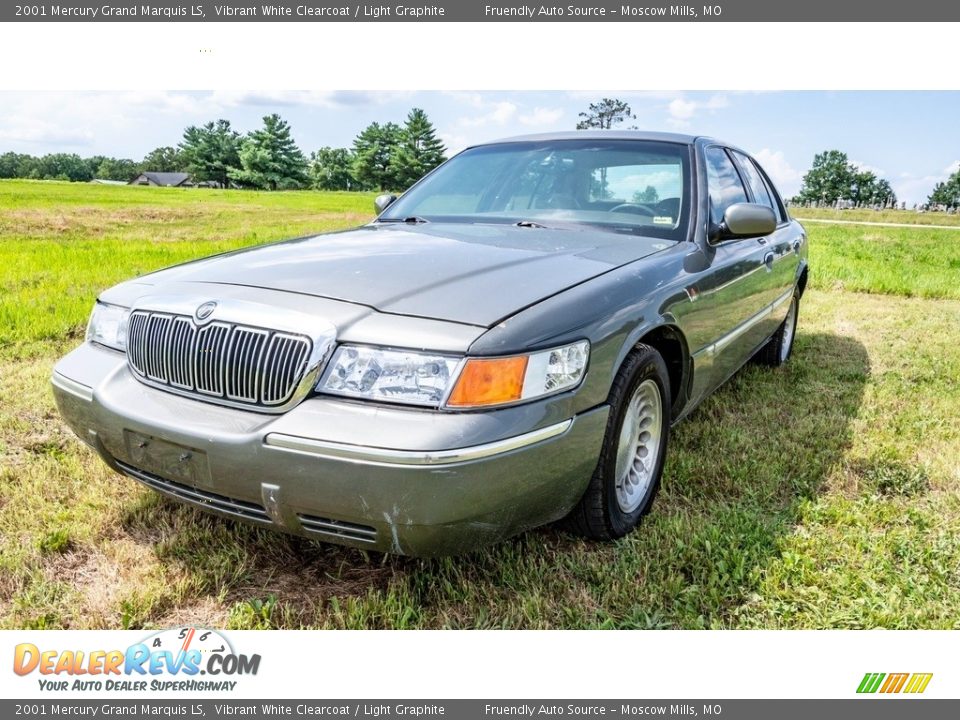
[869,177,896,206]
[141,146,185,172]
[632,185,660,204]
[794,150,895,206]
[795,150,856,204]
[15,154,40,179]
[84,155,109,179]
[928,167,960,208]
[390,108,446,190]
[309,147,355,191]
[0,152,28,178]
[95,157,139,182]
[576,98,636,130]
[849,170,879,205]
[352,121,402,191]
[36,153,93,182]
[229,114,309,190]
[179,119,242,188]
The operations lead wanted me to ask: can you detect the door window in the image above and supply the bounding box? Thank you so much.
[732,151,775,211]
[704,147,748,227]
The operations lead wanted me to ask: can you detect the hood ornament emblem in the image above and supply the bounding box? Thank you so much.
[195,301,218,322]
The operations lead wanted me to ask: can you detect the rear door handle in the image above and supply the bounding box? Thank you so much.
[792,239,802,253]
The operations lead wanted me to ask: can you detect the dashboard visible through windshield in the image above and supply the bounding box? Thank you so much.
[379,139,691,240]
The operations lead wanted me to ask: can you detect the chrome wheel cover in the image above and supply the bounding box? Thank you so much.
[614,378,663,513]
[780,298,797,363]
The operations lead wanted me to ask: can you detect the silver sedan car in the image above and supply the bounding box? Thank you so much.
[52,132,808,556]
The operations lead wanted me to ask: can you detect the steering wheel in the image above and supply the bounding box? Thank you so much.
[609,203,655,216]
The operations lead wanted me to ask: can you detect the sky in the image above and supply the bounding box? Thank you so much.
[0,90,957,204]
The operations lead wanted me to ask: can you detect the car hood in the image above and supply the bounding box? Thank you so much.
[139,223,674,327]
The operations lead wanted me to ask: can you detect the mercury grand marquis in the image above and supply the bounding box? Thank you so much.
[52,131,808,556]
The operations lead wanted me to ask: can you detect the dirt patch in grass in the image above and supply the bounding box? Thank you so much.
[1,206,372,242]
[1,403,70,470]
[1,206,207,237]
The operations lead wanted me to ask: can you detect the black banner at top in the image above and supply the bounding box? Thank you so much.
[4,0,959,22]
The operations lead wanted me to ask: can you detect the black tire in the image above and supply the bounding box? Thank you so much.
[755,291,799,367]
[563,344,671,540]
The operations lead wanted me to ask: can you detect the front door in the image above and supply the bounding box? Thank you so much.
[684,145,777,402]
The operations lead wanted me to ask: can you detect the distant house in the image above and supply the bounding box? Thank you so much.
[129,172,193,187]
[89,179,127,186]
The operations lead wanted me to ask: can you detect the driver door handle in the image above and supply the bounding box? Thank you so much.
[763,251,775,268]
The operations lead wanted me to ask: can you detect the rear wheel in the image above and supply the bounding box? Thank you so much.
[563,344,671,540]
[756,291,799,367]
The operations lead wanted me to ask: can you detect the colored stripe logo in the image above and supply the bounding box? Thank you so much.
[857,672,933,694]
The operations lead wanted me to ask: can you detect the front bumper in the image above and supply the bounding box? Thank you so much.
[51,343,608,556]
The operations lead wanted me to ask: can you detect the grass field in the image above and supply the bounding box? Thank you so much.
[793,206,960,227]
[1,179,959,629]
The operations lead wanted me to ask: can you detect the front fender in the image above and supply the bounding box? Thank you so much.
[467,244,693,415]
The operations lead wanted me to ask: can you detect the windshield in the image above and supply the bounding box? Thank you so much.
[380,138,691,240]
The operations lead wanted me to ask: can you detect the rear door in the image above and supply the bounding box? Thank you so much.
[730,150,800,333]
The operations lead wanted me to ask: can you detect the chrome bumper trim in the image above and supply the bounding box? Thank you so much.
[264,418,574,467]
[51,372,94,402]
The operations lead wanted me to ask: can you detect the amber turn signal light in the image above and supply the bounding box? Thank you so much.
[446,356,529,407]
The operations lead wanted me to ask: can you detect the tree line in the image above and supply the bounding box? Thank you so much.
[2,94,958,208]
[779,148,958,210]
[0,107,446,193]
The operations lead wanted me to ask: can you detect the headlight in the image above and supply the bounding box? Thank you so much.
[86,301,130,351]
[447,340,589,408]
[318,340,589,409]
[319,346,461,407]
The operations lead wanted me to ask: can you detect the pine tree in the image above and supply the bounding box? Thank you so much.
[351,121,402,191]
[229,114,309,190]
[179,119,242,188]
[576,98,636,130]
[391,108,447,190]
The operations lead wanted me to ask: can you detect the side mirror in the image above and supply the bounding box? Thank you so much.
[717,203,777,240]
[374,194,397,215]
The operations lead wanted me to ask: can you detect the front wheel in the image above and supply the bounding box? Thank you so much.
[562,344,671,540]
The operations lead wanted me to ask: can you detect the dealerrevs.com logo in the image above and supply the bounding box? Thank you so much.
[13,627,261,692]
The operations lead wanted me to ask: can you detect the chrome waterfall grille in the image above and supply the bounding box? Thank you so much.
[127,310,312,409]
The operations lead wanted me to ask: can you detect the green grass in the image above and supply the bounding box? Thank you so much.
[807,222,960,299]
[2,179,959,629]
[0,180,375,357]
[794,206,960,227]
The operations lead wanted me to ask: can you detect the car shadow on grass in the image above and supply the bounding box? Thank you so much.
[119,330,869,629]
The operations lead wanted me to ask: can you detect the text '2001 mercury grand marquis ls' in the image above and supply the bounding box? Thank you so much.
[52,132,808,556]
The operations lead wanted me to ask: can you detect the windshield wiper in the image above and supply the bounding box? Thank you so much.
[515,220,549,229]
[378,216,430,225]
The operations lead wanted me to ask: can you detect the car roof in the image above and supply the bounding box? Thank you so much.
[471,130,717,147]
